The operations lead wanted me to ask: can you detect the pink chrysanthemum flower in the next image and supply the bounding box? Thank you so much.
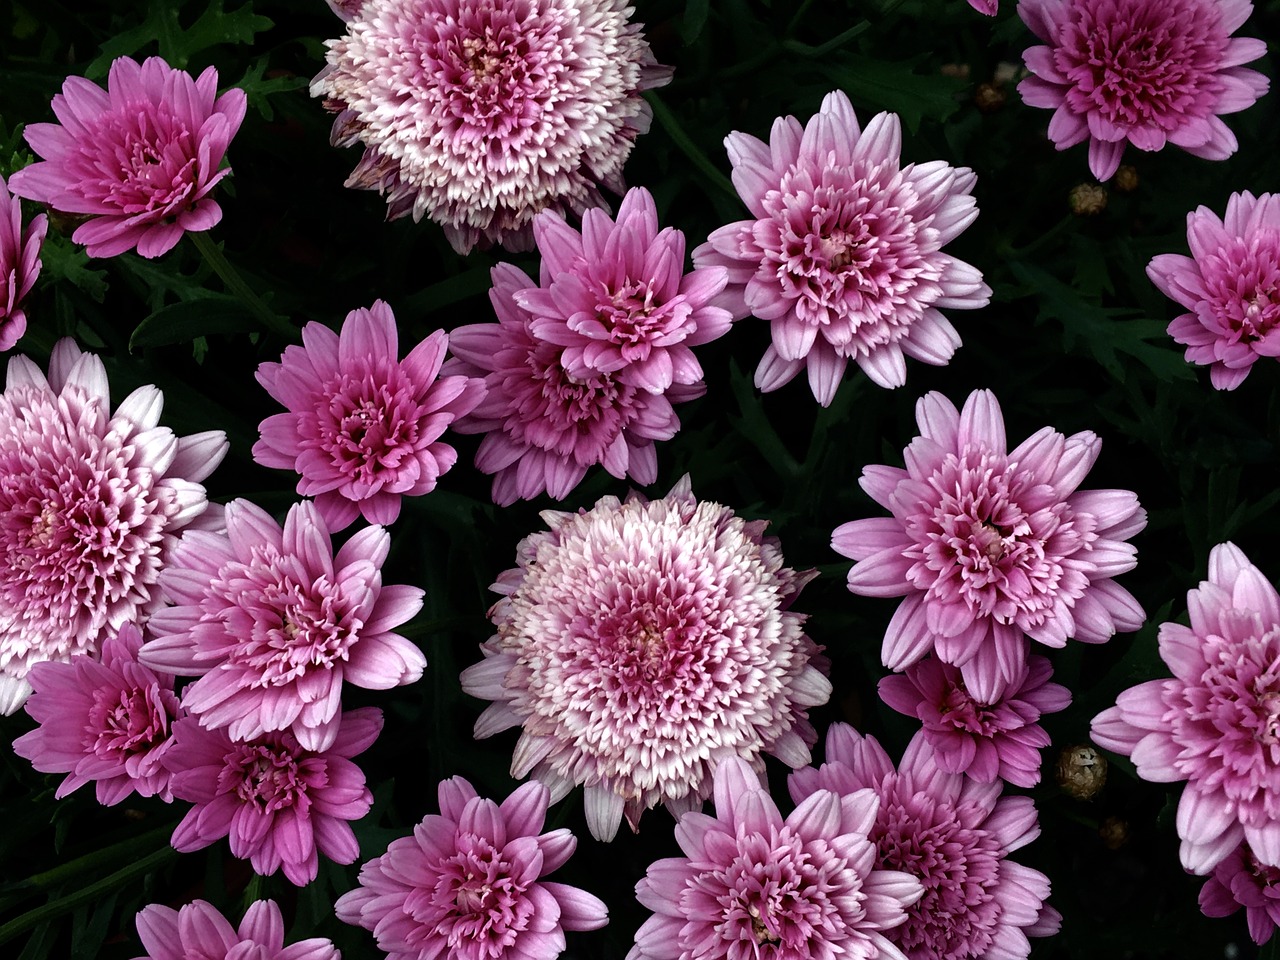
[0,339,228,715]
[878,655,1070,788]
[1199,841,1280,945]
[833,389,1146,702]
[443,264,702,505]
[140,499,425,751]
[134,898,340,960]
[311,0,671,254]
[13,623,182,805]
[253,300,486,531]
[790,726,1062,960]
[968,0,998,13]
[166,706,380,886]
[9,56,246,259]
[1017,0,1269,181]
[691,90,989,406]
[336,776,608,960]
[1147,191,1280,390]
[1091,542,1280,874]
[0,174,47,352]
[629,755,923,960]
[460,476,830,841]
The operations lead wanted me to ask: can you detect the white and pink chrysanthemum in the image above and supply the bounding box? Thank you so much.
[1017,0,1270,181]
[336,776,608,960]
[460,476,831,841]
[135,898,340,960]
[9,56,246,259]
[1091,542,1280,874]
[833,389,1146,702]
[1199,840,1280,945]
[0,339,228,715]
[692,90,989,406]
[140,499,425,752]
[311,0,671,254]
[253,300,486,531]
[0,173,47,352]
[1147,191,1280,390]
[791,726,1062,960]
[167,706,380,887]
[629,755,923,960]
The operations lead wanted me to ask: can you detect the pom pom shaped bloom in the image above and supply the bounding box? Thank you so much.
[253,300,486,531]
[1017,0,1269,181]
[9,56,246,259]
[134,898,340,960]
[0,174,47,352]
[1147,191,1280,390]
[0,339,228,715]
[460,476,830,841]
[878,655,1070,788]
[167,706,380,886]
[1091,542,1280,874]
[692,90,989,406]
[311,0,671,254]
[629,755,923,960]
[1199,841,1280,945]
[140,499,425,752]
[13,623,182,805]
[790,726,1062,960]
[833,389,1146,702]
[336,776,608,960]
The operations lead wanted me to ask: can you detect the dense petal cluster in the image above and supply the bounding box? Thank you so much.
[336,776,608,960]
[1017,0,1269,180]
[1199,841,1280,945]
[0,339,227,714]
[834,389,1146,701]
[460,476,830,841]
[692,90,989,406]
[312,0,670,254]
[0,174,47,352]
[10,56,246,258]
[134,898,340,960]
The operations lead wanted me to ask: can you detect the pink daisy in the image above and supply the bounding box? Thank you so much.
[833,389,1146,702]
[1017,0,1269,181]
[134,898,339,960]
[9,56,246,259]
[460,475,830,841]
[0,173,47,352]
[692,90,989,406]
[1199,840,1280,945]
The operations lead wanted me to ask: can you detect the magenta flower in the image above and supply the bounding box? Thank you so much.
[140,499,425,751]
[167,706,380,886]
[1091,542,1280,873]
[336,776,608,960]
[1017,0,1269,181]
[878,654,1070,788]
[134,898,339,960]
[460,476,829,841]
[9,56,246,259]
[1199,841,1280,945]
[0,339,228,715]
[312,0,671,254]
[253,300,486,531]
[790,726,1062,960]
[692,90,989,406]
[629,755,922,960]
[833,389,1146,702]
[968,0,998,13]
[0,174,47,352]
[1147,191,1280,390]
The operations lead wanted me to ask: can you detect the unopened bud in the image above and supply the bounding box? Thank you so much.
[1099,815,1129,849]
[1069,183,1108,217]
[1113,165,1139,192]
[974,83,1007,113]
[1056,744,1107,799]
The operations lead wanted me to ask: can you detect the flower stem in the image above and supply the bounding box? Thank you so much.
[190,231,294,339]
[1,823,175,894]
[643,93,739,201]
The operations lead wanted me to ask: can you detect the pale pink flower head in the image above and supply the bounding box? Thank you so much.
[0,173,47,352]
[790,726,1063,960]
[460,476,830,841]
[1199,840,1280,945]
[336,776,608,960]
[1147,191,1280,390]
[1091,542,1280,874]
[134,898,340,960]
[878,654,1071,788]
[1017,0,1269,181]
[9,56,247,259]
[692,90,989,406]
[521,188,733,394]
[0,338,228,715]
[253,300,487,531]
[833,389,1146,702]
[629,755,923,960]
[311,0,671,254]
[167,706,380,887]
[140,499,425,752]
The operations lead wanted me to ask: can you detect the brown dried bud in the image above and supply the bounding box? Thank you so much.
[1056,744,1108,799]
[1069,183,1108,217]
[940,63,972,80]
[1099,815,1129,850]
[974,83,1007,113]
[1114,165,1139,192]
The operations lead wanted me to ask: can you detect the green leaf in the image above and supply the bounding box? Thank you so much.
[234,56,309,122]
[681,0,711,43]
[87,0,272,76]
[129,295,256,350]
[819,55,964,132]
[36,235,108,301]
